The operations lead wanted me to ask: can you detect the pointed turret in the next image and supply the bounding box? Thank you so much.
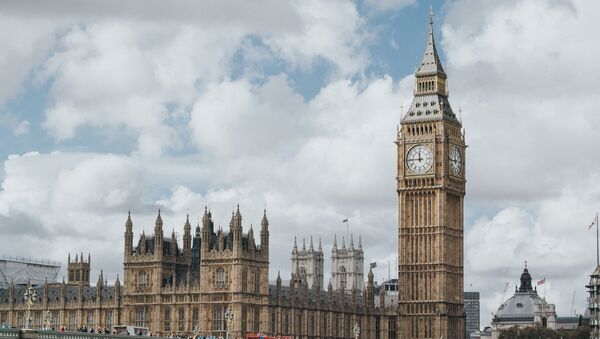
[170,228,177,256]
[333,235,337,250]
[201,207,210,251]
[350,234,354,249]
[248,224,256,251]
[293,236,298,254]
[260,209,269,257]
[309,236,314,252]
[302,238,306,252]
[97,270,104,288]
[318,237,322,251]
[154,209,164,257]
[358,235,362,250]
[183,214,192,256]
[342,236,346,249]
[402,5,457,123]
[125,211,134,256]
[155,209,163,232]
[415,6,446,78]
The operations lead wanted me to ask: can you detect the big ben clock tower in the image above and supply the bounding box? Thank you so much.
[396,8,465,339]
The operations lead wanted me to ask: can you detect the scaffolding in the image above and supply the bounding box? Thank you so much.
[0,256,61,288]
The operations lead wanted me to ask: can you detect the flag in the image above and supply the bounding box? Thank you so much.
[342,219,348,223]
[370,262,377,269]
[537,278,545,286]
[590,214,598,230]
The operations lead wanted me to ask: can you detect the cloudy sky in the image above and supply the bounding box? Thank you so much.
[1,0,599,328]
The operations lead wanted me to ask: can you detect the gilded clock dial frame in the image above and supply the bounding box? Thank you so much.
[449,145,462,176]
[406,144,433,174]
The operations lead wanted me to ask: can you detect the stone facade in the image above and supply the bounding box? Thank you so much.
[331,235,364,291]
[0,207,396,339]
[291,237,324,291]
[489,265,556,339]
[396,8,466,339]
[587,265,600,339]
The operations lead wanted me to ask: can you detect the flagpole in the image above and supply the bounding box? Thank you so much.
[596,212,600,267]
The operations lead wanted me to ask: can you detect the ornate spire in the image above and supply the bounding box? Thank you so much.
[333,234,337,250]
[402,6,456,123]
[293,236,298,253]
[358,235,362,250]
[302,238,306,251]
[318,237,322,251]
[155,209,163,231]
[126,211,133,230]
[309,236,314,251]
[261,209,269,230]
[416,5,446,78]
[342,236,346,249]
[350,234,354,249]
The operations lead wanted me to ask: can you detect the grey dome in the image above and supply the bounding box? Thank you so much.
[495,291,545,321]
[494,264,547,321]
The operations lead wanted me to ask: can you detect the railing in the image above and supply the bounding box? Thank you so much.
[0,330,171,339]
[0,329,20,338]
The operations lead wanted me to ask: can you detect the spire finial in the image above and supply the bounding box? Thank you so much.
[525,260,528,269]
[428,5,434,26]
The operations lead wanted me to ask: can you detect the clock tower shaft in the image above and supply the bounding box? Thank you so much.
[396,9,465,339]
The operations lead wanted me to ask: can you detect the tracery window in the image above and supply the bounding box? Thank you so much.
[178,307,185,331]
[339,266,347,290]
[242,269,248,292]
[192,307,199,331]
[254,270,260,293]
[138,271,148,289]
[164,307,171,331]
[135,306,146,327]
[213,305,224,333]
[216,267,226,288]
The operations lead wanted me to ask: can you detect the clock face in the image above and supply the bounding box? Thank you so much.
[449,145,462,176]
[406,144,433,174]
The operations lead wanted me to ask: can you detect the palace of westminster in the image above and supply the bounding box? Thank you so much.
[0,11,466,339]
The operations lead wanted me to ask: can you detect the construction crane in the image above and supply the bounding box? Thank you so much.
[500,282,509,305]
[571,290,576,316]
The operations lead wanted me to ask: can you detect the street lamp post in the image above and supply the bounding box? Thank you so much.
[43,310,52,331]
[23,285,38,330]
[224,306,234,339]
[353,323,360,339]
[193,325,201,339]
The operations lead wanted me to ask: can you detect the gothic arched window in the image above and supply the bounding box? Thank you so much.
[138,271,148,289]
[216,267,226,288]
[242,269,248,292]
[339,266,347,289]
[254,270,260,293]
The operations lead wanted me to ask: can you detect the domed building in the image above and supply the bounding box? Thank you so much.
[488,264,556,338]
